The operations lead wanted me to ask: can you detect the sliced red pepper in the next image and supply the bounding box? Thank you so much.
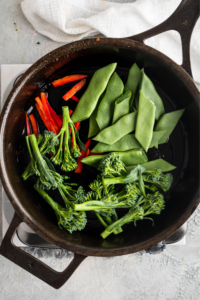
[71,95,80,102]
[35,97,52,131]
[47,103,62,128]
[26,113,31,136]
[52,74,88,88]
[75,121,81,131]
[62,80,86,101]
[69,109,73,116]
[85,139,91,149]
[29,114,39,136]
[40,92,60,134]
[86,149,90,157]
[75,140,91,173]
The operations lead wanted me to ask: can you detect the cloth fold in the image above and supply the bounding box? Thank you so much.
[21,0,200,83]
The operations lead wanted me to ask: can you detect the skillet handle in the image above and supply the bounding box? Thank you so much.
[129,0,200,78]
[0,213,87,289]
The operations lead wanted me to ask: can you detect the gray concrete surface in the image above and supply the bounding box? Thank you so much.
[0,0,200,299]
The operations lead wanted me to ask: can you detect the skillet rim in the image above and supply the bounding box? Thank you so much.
[0,37,199,256]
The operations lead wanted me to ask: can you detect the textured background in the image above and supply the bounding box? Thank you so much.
[0,0,200,299]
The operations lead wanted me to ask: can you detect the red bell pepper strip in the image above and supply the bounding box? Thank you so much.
[62,80,86,101]
[71,95,80,102]
[86,149,90,157]
[40,92,60,134]
[47,103,62,128]
[52,74,88,88]
[35,97,52,131]
[26,113,31,136]
[69,109,73,116]
[29,114,39,136]
[74,139,91,173]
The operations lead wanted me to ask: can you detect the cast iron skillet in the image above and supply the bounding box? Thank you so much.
[0,0,199,289]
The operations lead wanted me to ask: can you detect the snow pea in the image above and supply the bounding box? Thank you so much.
[88,103,100,138]
[71,63,117,123]
[155,109,185,144]
[93,111,137,145]
[112,91,131,124]
[92,130,165,153]
[91,134,141,153]
[140,69,165,120]
[150,130,166,149]
[82,149,148,168]
[124,63,141,111]
[135,91,156,152]
[96,72,124,130]
[126,159,176,173]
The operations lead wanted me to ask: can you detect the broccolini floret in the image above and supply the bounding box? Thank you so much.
[22,134,58,190]
[98,152,127,178]
[101,191,165,238]
[34,184,73,229]
[142,172,173,192]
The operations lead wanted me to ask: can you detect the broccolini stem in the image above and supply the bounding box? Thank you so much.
[29,134,57,188]
[101,210,135,239]
[94,212,108,228]
[73,200,115,211]
[34,184,58,211]
[26,136,33,158]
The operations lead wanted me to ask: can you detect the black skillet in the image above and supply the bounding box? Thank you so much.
[0,0,199,289]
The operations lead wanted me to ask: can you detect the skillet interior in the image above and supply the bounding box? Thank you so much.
[1,39,199,255]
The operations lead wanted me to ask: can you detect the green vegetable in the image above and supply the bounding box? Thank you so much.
[135,91,156,152]
[142,172,173,192]
[88,94,103,138]
[96,72,124,130]
[34,184,73,229]
[155,109,185,144]
[91,131,166,153]
[39,130,59,155]
[22,134,58,190]
[97,152,127,178]
[101,191,165,238]
[91,134,141,153]
[58,186,87,233]
[124,63,141,111]
[82,149,148,169]
[93,111,137,145]
[112,91,131,124]
[126,159,176,173]
[51,106,84,171]
[73,183,140,211]
[150,131,166,149]
[85,177,123,234]
[71,63,117,123]
[102,165,146,186]
[139,69,165,120]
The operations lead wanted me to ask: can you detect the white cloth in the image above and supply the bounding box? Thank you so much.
[21,0,200,83]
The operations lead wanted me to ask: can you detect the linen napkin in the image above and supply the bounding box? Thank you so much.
[21,0,200,83]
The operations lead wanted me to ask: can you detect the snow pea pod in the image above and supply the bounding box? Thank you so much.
[71,63,117,123]
[88,104,100,138]
[135,91,156,152]
[91,134,141,153]
[150,130,166,149]
[88,93,105,138]
[124,63,141,111]
[155,109,185,144]
[140,69,165,120]
[112,91,131,124]
[93,111,137,145]
[126,159,176,173]
[82,149,148,168]
[96,72,124,130]
[92,130,165,153]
